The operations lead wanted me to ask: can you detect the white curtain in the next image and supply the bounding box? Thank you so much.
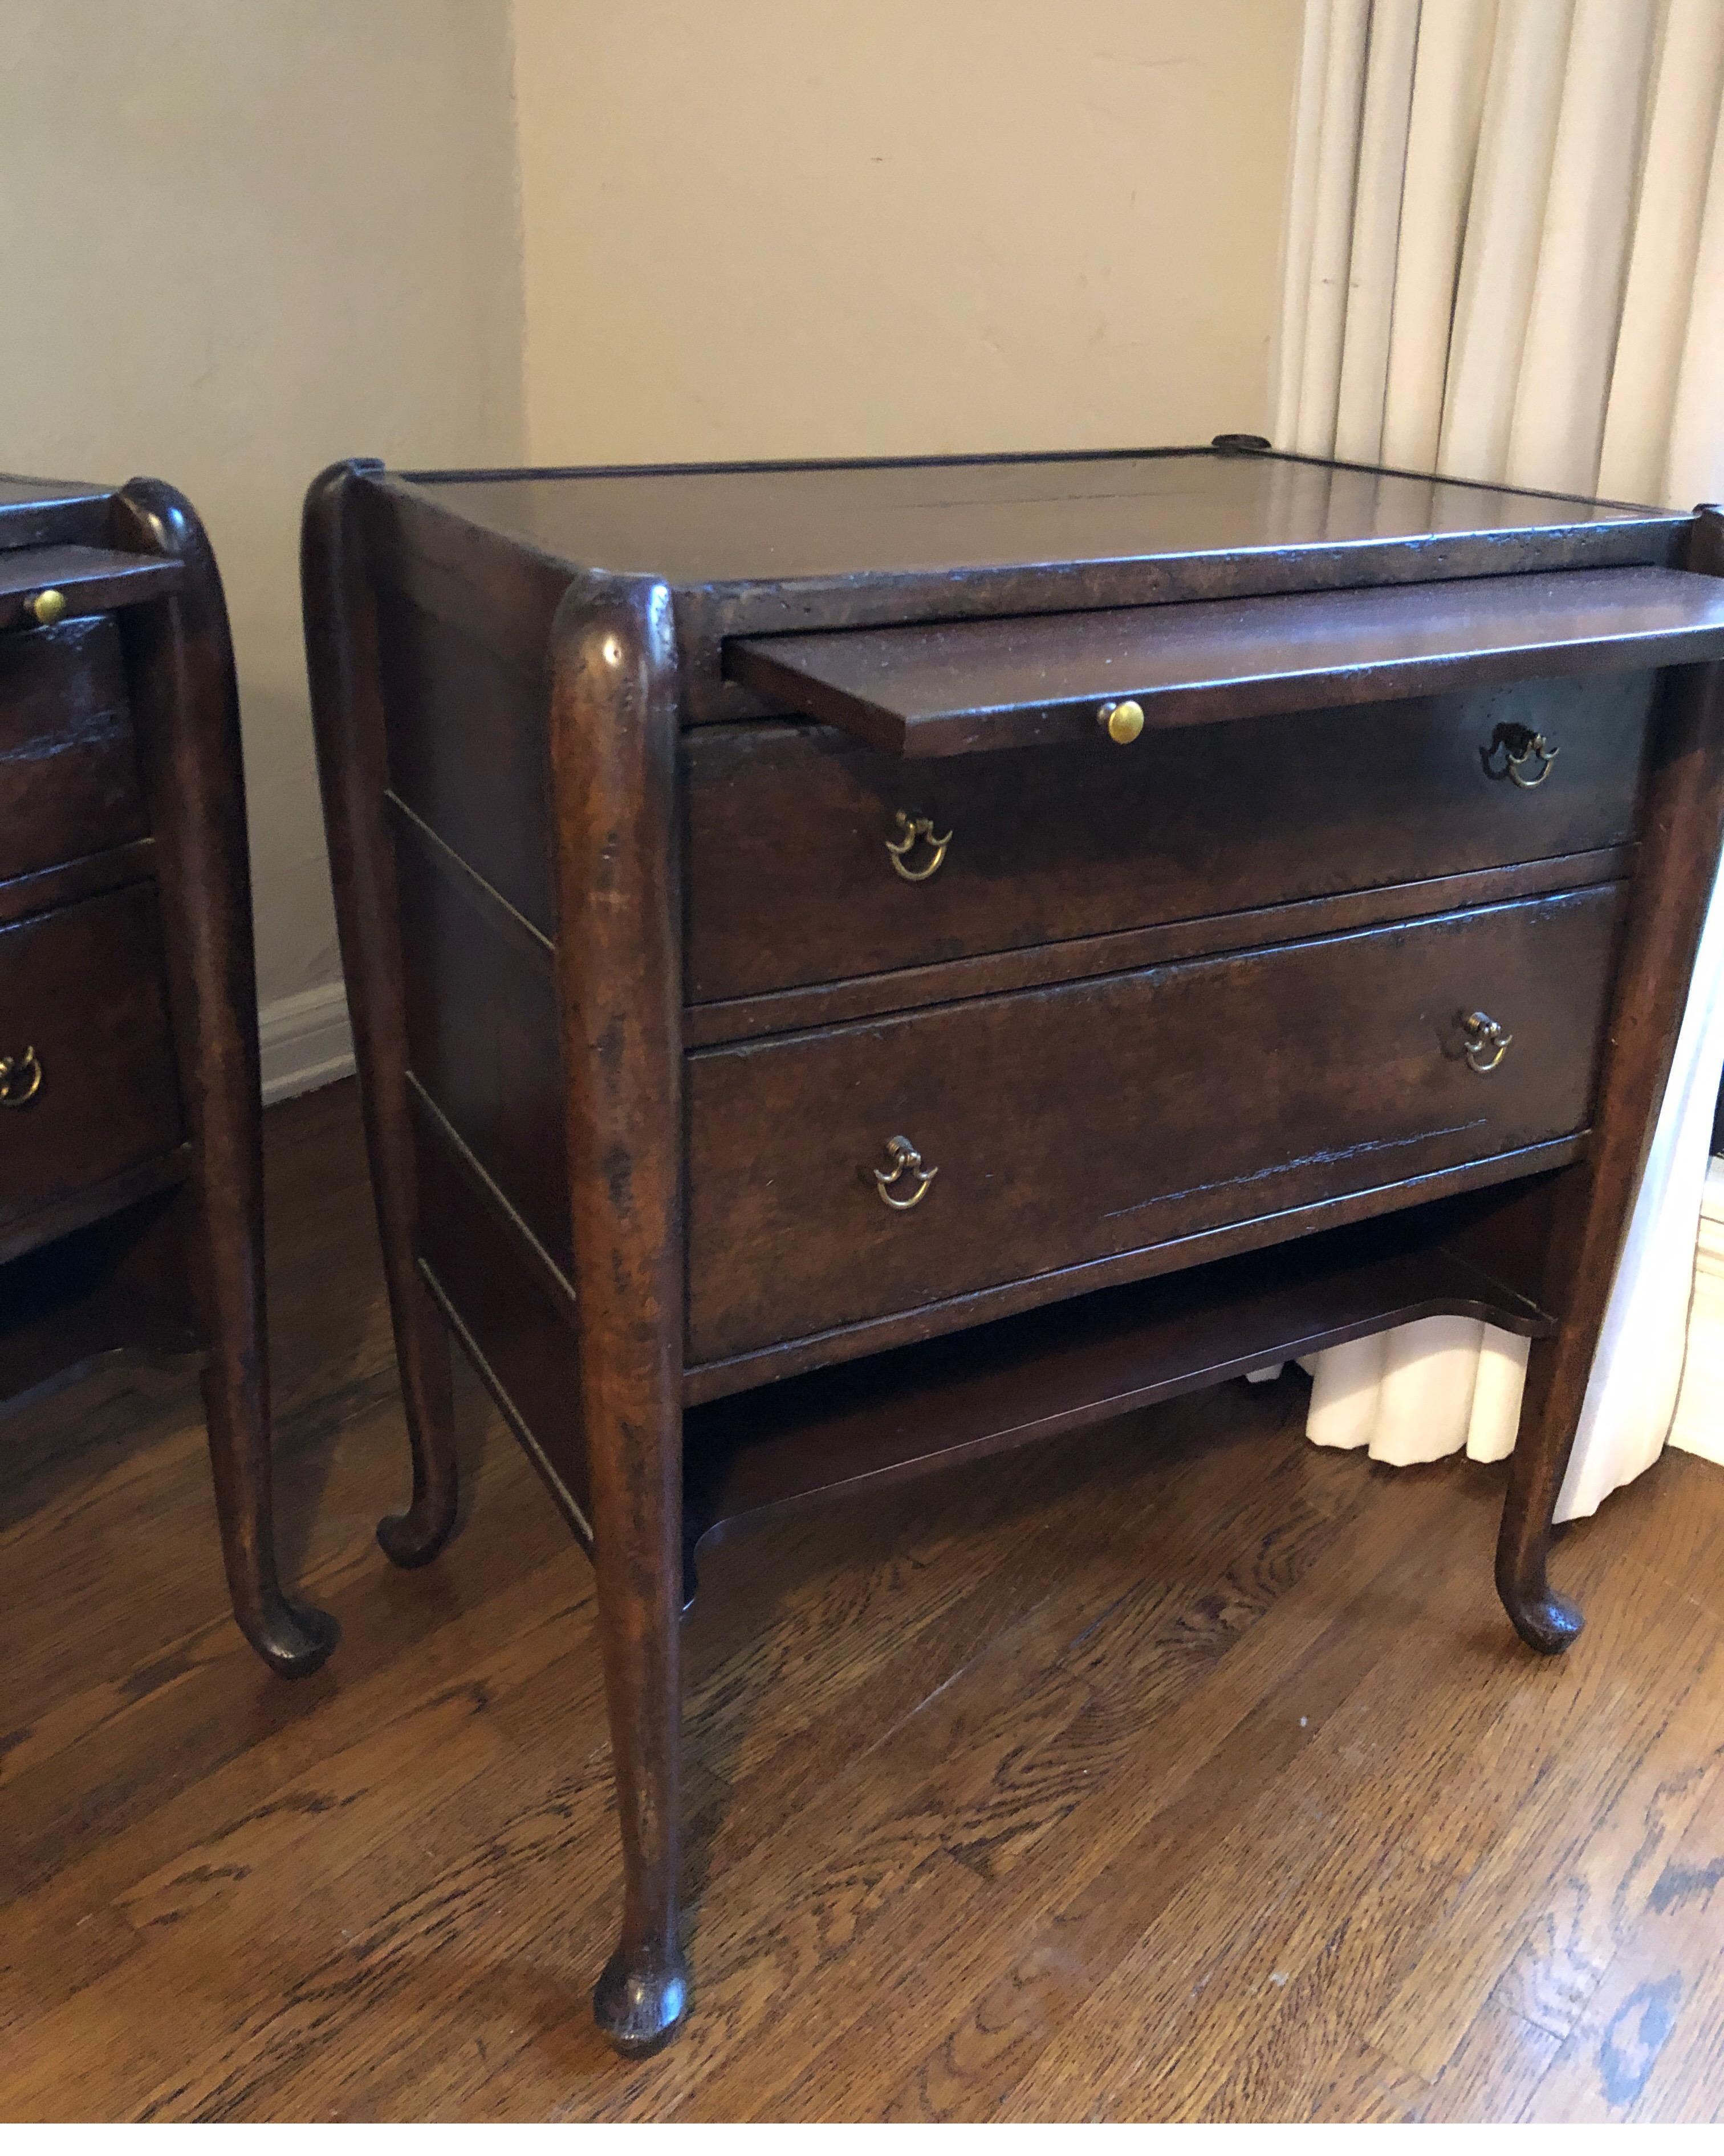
[1270,0,1724,1520]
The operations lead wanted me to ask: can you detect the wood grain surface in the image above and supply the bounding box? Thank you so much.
[0,546,182,634]
[397,448,1675,593]
[0,885,184,1232]
[0,615,147,883]
[685,888,1621,1364]
[727,568,1724,756]
[377,448,1690,727]
[5,1077,1723,2122]
[684,673,1652,1008]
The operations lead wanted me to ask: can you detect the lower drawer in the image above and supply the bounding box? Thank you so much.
[0,884,184,1230]
[685,884,1622,1365]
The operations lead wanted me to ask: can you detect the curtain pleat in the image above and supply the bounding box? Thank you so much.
[1559,869,1724,1514]
[1293,0,1373,457]
[1438,0,1576,482]
[1272,0,1337,453]
[1279,0,1723,504]
[1333,0,1422,463]
[1661,47,1724,505]
[1379,0,1498,471]
[1505,0,1660,494]
[1597,0,1724,502]
[1272,0,1724,1519]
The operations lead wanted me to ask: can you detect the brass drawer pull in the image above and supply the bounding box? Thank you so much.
[1461,1012,1512,1073]
[0,1045,43,1105]
[885,811,952,883]
[873,1133,937,1210]
[1098,698,1144,745]
[25,588,67,629]
[1481,722,1558,788]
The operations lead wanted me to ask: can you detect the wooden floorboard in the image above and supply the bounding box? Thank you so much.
[3,1076,1724,2122]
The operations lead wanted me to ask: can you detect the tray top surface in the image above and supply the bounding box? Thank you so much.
[392,447,1678,592]
[0,472,115,552]
[0,473,110,511]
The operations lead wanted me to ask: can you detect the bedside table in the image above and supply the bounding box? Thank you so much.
[303,442,1724,2051]
[1,471,335,1678]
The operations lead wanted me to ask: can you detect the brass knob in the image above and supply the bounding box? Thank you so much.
[885,811,953,883]
[1461,1012,1512,1073]
[0,1046,43,1106]
[26,589,67,628]
[872,1134,937,1211]
[1099,698,1144,745]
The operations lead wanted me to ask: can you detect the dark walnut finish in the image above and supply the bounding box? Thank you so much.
[686,888,1622,1369]
[0,888,183,1238]
[302,442,1724,2056]
[684,672,1652,1009]
[0,614,148,880]
[726,565,1724,756]
[0,470,333,1678]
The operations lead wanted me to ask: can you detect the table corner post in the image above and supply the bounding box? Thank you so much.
[548,571,691,2055]
[113,474,339,1675]
[301,458,461,1575]
[1497,501,1724,1653]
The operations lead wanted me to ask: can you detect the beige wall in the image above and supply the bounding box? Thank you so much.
[6,1,1301,1057]
[513,0,1303,464]
[2,0,524,1014]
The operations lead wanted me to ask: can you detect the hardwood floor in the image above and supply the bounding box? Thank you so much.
[4,1077,1724,2122]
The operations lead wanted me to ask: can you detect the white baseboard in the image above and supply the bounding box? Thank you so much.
[258,981,354,1105]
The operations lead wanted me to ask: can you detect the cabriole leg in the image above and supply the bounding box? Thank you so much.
[1496,1332,1587,1654]
[551,580,689,2054]
[372,1276,458,1569]
[302,461,459,1570]
[1496,521,1724,1651]
[116,479,337,1676]
[588,1472,689,2054]
[200,1346,340,1677]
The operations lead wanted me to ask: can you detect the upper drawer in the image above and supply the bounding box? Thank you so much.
[0,884,184,1231]
[685,882,1621,1368]
[0,616,148,884]
[686,673,1651,1006]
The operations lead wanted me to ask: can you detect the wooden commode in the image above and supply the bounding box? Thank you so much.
[302,442,1724,2054]
[1,471,334,1678]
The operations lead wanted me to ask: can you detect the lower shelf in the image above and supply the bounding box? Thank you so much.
[0,1205,199,1422]
[682,1221,1552,1556]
